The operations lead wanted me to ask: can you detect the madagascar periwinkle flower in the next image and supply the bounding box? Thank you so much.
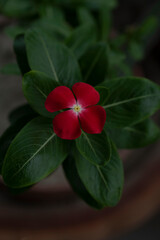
[45,82,106,139]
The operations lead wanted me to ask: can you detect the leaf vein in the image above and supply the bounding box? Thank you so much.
[103,94,158,109]
[39,35,59,82]
[11,133,56,179]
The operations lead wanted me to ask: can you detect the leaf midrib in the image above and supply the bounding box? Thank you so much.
[39,35,59,83]
[103,93,159,109]
[82,132,98,160]
[33,83,47,98]
[96,165,109,190]
[124,126,146,135]
[11,133,56,179]
[51,23,70,36]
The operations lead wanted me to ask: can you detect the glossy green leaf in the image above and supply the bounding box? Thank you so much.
[9,104,37,124]
[95,86,109,106]
[79,42,108,85]
[76,131,111,166]
[0,114,37,174]
[75,141,124,207]
[66,23,97,59]
[100,77,160,127]
[25,28,82,87]
[23,71,59,118]
[105,119,160,149]
[63,154,103,209]
[14,34,30,75]
[0,63,21,75]
[2,117,68,188]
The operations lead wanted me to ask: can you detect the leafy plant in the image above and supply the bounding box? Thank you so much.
[0,0,160,209]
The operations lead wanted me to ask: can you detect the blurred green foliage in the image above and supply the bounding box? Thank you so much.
[1,0,159,78]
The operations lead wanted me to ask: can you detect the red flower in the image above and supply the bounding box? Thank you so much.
[45,82,106,140]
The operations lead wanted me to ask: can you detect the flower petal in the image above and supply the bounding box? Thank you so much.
[79,106,106,134]
[45,86,76,112]
[53,110,81,139]
[72,82,100,108]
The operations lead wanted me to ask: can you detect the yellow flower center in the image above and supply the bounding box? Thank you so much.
[73,104,81,113]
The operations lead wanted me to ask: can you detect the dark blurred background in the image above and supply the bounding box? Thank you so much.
[112,1,160,239]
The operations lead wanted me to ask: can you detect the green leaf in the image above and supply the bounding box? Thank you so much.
[77,7,95,25]
[5,25,26,39]
[99,2,112,40]
[95,86,109,106]
[105,119,160,149]
[107,47,132,78]
[76,131,111,166]
[32,9,71,41]
[14,34,30,75]
[134,16,159,43]
[79,42,108,85]
[66,23,97,59]
[75,141,124,207]
[129,41,144,61]
[9,104,37,124]
[0,63,21,75]
[0,114,37,174]
[2,117,68,188]
[25,28,82,87]
[1,0,36,18]
[63,154,103,209]
[85,0,117,10]
[32,18,70,41]
[126,16,158,61]
[38,5,61,19]
[100,77,160,127]
[0,0,6,9]
[55,0,84,8]
[38,5,70,37]
[23,71,59,118]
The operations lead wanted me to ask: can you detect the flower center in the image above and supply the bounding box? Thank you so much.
[73,104,81,113]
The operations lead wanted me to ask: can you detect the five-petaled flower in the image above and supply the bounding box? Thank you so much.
[45,82,106,140]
